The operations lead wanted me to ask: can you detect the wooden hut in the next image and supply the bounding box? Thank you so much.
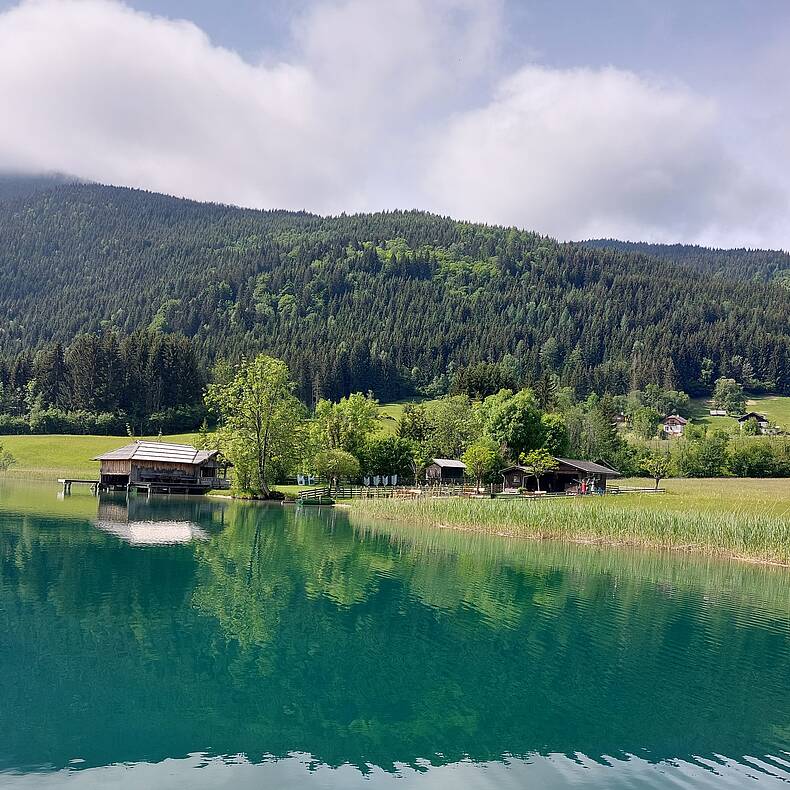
[500,457,621,494]
[425,458,467,484]
[94,441,230,494]
[661,414,687,436]
[737,412,770,432]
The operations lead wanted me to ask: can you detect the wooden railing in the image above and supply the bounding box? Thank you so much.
[296,486,332,502]
[295,483,665,503]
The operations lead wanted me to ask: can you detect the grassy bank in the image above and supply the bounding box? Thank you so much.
[0,433,200,480]
[348,479,790,565]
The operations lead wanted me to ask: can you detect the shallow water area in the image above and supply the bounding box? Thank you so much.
[0,480,788,788]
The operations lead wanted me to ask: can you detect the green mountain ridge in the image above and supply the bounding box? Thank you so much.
[0,178,788,401]
[583,238,790,284]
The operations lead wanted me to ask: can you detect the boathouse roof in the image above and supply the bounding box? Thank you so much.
[430,458,467,469]
[555,458,621,476]
[94,441,218,465]
[501,458,621,476]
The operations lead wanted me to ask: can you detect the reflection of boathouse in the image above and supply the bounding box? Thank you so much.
[94,441,231,494]
[94,494,227,544]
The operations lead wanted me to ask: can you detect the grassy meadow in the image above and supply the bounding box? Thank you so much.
[689,394,790,431]
[0,433,201,480]
[349,479,790,565]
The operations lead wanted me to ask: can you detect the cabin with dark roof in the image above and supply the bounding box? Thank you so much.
[94,441,230,494]
[500,457,621,494]
[737,412,769,428]
[425,458,467,484]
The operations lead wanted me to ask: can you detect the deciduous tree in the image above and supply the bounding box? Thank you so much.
[206,354,305,498]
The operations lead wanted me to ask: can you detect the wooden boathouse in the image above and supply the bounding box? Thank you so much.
[94,441,231,494]
[500,457,621,494]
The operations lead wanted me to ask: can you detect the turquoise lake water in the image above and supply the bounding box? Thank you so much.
[0,481,788,788]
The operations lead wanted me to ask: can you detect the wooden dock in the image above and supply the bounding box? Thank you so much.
[59,478,101,495]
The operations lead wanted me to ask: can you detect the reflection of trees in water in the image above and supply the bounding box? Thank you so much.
[0,497,788,776]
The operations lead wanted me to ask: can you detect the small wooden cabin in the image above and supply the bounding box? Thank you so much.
[501,457,621,493]
[737,412,770,429]
[94,441,230,494]
[661,414,688,436]
[425,458,466,484]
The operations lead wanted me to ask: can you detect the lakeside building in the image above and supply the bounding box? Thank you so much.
[425,458,467,484]
[661,414,688,436]
[500,458,621,494]
[737,412,771,433]
[95,441,231,494]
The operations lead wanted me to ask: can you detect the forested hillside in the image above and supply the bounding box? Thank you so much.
[583,239,790,284]
[1,180,789,408]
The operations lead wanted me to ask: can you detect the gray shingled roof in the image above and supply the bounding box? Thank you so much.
[431,458,467,468]
[501,458,621,476]
[554,458,621,476]
[94,441,218,464]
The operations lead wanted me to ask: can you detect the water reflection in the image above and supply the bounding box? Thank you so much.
[94,494,212,544]
[0,481,788,787]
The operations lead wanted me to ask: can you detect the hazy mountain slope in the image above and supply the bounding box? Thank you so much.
[0,180,788,399]
[583,238,790,284]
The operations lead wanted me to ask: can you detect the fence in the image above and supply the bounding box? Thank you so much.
[296,482,666,503]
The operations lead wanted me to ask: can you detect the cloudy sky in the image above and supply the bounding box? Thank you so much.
[1,0,789,248]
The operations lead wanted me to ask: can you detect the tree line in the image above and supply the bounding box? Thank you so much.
[0,329,204,434]
[203,354,790,499]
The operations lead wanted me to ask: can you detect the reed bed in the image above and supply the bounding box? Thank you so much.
[349,495,790,565]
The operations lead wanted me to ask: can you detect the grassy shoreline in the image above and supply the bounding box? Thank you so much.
[348,479,790,566]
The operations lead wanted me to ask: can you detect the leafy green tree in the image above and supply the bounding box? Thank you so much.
[741,417,760,436]
[313,393,379,457]
[397,403,431,443]
[405,440,433,484]
[540,412,569,456]
[563,394,624,465]
[360,436,414,479]
[729,441,776,477]
[712,378,746,415]
[676,430,730,478]
[462,438,499,490]
[632,407,661,440]
[423,395,481,458]
[485,389,543,460]
[520,448,559,493]
[640,452,671,489]
[206,354,305,498]
[313,449,360,488]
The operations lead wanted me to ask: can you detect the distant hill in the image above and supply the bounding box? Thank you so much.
[0,178,788,400]
[583,238,790,284]
[0,171,80,202]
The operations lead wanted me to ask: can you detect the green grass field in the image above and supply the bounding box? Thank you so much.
[690,395,790,431]
[0,433,201,480]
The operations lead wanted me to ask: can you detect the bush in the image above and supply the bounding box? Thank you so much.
[28,408,128,435]
[0,414,29,435]
[729,441,790,477]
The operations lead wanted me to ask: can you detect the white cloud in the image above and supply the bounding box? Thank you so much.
[423,65,787,245]
[0,0,787,247]
[0,0,498,213]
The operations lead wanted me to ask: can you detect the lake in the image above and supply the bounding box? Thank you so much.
[0,481,788,788]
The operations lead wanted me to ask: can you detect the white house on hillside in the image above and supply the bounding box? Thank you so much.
[662,415,688,436]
